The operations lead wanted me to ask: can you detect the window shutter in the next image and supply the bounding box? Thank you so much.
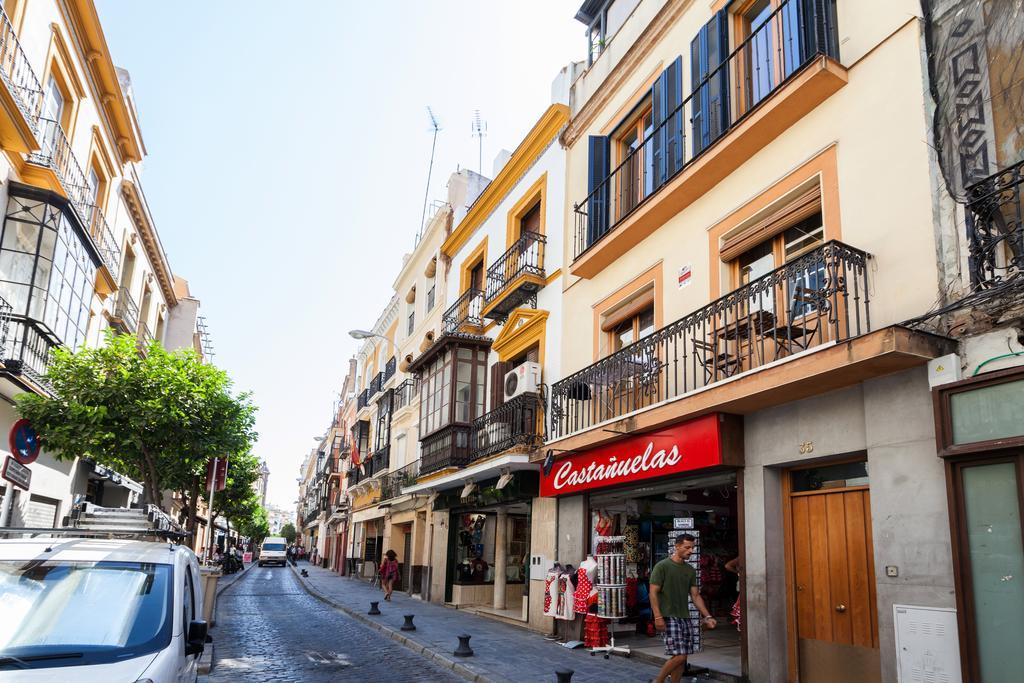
[490,361,510,411]
[691,10,730,156]
[651,56,684,188]
[795,0,838,67]
[586,135,610,247]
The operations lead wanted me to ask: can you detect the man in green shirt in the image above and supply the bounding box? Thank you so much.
[650,534,716,683]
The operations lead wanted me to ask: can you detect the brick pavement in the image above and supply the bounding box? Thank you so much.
[290,562,684,683]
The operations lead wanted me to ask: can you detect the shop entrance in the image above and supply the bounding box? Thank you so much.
[785,460,879,682]
[587,471,742,677]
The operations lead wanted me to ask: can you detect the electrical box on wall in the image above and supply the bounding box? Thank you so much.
[893,605,961,683]
[928,353,962,389]
[528,554,549,581]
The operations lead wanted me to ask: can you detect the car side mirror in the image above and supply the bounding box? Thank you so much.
[185,620,208,656]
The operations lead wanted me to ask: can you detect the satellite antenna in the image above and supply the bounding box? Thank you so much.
[471,110,487,176]
[417,106,442,245]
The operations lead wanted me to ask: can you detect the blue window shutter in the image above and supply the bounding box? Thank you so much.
[691,10,730,156]
[586,135,610,247]
[651,56,683,188]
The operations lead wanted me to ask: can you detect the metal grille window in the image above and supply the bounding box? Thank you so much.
[0,193,96,352]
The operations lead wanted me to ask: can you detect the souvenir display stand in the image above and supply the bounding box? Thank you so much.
[590,535,631,659]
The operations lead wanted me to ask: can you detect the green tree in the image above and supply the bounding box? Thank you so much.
[238,506,270,544]
[279,522,297,544]
[15,333,257,526]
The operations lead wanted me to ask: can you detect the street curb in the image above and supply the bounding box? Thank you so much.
[288,564,493,683]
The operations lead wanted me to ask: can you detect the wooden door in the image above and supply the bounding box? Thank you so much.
[788,486,880,682]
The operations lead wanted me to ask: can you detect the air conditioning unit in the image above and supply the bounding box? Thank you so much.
[504,361,541,401]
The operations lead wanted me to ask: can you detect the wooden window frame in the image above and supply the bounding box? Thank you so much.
[459,238,489,294]
[611,97,653,223]
[40,26,86,139]
[932,365,1024,457]
[506,173,547,247]
[592,261,663,361]
[606,302,655,353]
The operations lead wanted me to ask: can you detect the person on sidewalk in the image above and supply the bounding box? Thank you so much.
[380,549,399,601]
[650,534,716,683]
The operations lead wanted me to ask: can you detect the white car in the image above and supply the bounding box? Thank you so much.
[258,536,287,567]
[0,537,208,682]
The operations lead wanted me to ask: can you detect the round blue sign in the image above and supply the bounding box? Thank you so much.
[10,419,41,465]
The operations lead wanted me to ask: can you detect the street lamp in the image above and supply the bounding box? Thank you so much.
[348,329,389,342]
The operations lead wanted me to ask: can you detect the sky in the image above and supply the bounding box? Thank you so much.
[94,1,585,512]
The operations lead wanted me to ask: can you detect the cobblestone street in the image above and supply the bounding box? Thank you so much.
[203,565,461,682]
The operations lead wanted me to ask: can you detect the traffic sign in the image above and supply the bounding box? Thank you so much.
[9,419,40,465]
[2,455,31,490]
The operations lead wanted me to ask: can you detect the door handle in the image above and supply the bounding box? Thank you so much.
[835,604,847,613]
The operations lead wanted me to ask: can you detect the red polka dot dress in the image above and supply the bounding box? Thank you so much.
[574,566,593,614]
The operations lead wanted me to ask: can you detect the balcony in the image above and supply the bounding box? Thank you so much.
[364,445,390,478]
[471,393,544,462]
[3,317,59,394]
[419,424,473,477]
[28,118,93,223]
[380,460,420,501]
[550,241,870,439]
[384,356,396,381]
[392,378,418,411]
[86,204,122,280]
[482,231,547,322]
[356,389,369,410]
[966,160,1023,288]
[369,372,383,398]
[0,7,42,152]
[136,322,154,355]
[571,0,843,277]
[442,288,484,336]
[111,290,140,335]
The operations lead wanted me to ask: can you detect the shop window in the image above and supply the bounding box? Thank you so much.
[454,513,491,584]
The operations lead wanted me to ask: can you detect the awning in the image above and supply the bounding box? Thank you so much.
[403,453,539,495]
[351,506,386,524]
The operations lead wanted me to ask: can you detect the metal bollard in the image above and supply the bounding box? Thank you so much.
[555,670,574,683]
[368,601,381,615]
[453,633,474,657]
[401,614,416,631]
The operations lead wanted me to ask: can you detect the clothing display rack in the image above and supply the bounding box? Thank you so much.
[590,535,631,659]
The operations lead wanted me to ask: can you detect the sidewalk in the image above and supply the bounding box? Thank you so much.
[290,562,671,683]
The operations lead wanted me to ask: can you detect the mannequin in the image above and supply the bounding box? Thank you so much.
[575,555,598,615]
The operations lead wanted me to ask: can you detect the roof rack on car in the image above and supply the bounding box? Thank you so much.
[0,502,190,542]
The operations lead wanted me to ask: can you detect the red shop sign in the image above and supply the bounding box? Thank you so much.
[540,413,728,497]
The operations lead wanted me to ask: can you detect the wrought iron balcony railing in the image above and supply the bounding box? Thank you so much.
[136,322,154,355]
[384,356,396,381]
[3,317,58,393]
[550,240,870,439]
[392,378,418,411]
[369,371,383,397]
[356,389,369,410]
[419,424,473,477]
[113,289,139,334]
[86,204,122,276]
[966,160,1023,288]
[0,7,42,134]
[380,460,420,501]
[28,118,92,223]
[0,295,11,354]
[442,288,484,336]
[364,445,390,478]
[573,0,839,260]
[484,231,546,320]
[471,393,545,462]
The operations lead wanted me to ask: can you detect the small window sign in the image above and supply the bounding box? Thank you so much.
[678,264,692,289]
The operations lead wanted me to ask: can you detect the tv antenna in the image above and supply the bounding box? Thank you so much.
[417,106,442,245]
[471,110,487,176]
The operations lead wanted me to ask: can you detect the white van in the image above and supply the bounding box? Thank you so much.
[0,536,208,682]
[258,536,287,566]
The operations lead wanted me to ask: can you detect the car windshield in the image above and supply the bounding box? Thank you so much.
[262,543,285,551]
[0,560,172,668]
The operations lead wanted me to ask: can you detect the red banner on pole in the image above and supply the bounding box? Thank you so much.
[206,457,228,492]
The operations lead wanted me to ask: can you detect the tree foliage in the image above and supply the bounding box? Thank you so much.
[279,522,297,544]
[15,333,258,511]
[238,505,270,544]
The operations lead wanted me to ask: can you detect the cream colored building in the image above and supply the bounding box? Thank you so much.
[534,1,959,681]
[0,1,209,534]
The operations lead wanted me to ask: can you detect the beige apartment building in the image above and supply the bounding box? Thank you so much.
[535,1,957,681]
[0,1,210,535]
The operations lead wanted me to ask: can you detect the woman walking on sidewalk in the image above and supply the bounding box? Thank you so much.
[380,550,399,601]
